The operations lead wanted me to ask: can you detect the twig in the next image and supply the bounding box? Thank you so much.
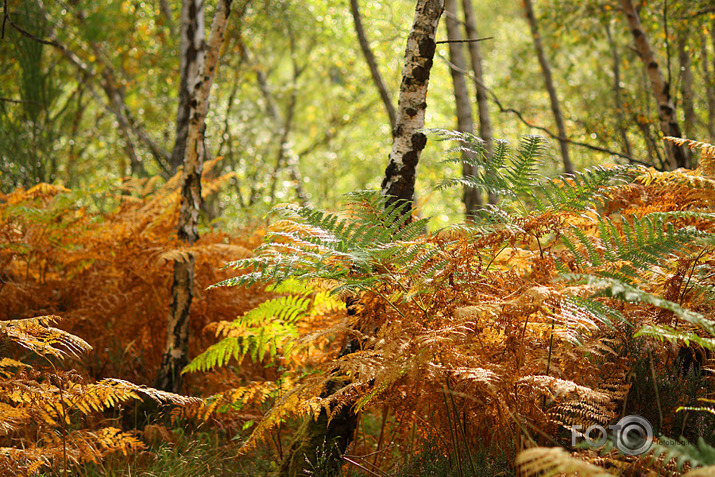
[0,97,41,105]
[435,37,493,44]
[436,51,657,168]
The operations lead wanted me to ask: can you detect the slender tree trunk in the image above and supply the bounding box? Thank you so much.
[702,29,715,141]
[159,0,176,36]
[242,42,309,206]
[350,0,397,134]
[381,0,445,215]
[522,0,573,174]
[619,0,688,169]
[462,0,496,204]
[678,35,695,141]
[169,0,205,174]
[445,0,481,218]
[279,3,444,475]
[605,21,633,158]
[155,0,234,394]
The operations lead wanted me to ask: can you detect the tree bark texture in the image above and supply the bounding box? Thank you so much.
[461,0,496,204]
[381,0,445,214]
[350,0,397,135]
[156,0,233,394]
[619,0,688,169]
[523,0,573,174]
[444,0,481,218]
[169,0,205,174]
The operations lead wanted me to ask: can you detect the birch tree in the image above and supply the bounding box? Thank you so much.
[619,0,689,169]
[169,0,205,174]
[444,0,481,218]
[155,0,234,394]
[381,0,445,215]
[523,0,573,174]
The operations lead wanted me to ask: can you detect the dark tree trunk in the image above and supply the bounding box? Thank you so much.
[462,0,496,204]
[605,21,632,158]
[678,35,695,142]
[381,0,445,216]
[444,0,481,218]
[523,0,573,174]
[350,0,397,134]
[702,29,715,140]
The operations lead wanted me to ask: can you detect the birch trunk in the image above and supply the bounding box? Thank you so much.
[381,0,445,215]
[523,0,573,174]
[155,0,233,394]
[445,0,481,218]
[350,0,397,134]
[169,0,205,174]
[619,0,688,169]
[462,0,496,204]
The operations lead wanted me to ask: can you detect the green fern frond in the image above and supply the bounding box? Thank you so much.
[559,214,709,283]
[186,281,342,374]
[636,325,715,351]
[536,164,639,212]
[650,437,715,473]
[566,275,714,335]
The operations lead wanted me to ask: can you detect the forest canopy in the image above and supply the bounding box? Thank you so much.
[1,0,715,475]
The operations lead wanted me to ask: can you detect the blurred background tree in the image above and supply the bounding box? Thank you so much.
[1,0,714,224]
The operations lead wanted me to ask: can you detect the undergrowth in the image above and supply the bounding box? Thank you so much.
[184,133,715,475]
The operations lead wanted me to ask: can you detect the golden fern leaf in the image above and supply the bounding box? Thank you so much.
[0,315,92,359]
[0,359,29,378]
[100,378,203,406]
[517,447,614,477]
[94,427,145,456]
[665,137,715,176]
[518,375,612,403]
[683,467,715,476]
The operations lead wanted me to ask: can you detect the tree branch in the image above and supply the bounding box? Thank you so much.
[436,50,656,168]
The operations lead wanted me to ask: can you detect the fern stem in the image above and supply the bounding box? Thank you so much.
[373,407,389,467]
[679,249,707,306]
[441,385,464,477]
[372,288,408,319]
[648,350,664,432]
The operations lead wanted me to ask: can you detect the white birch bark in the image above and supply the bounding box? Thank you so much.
[619,0,688,169]
[169,0,205,173]
[156,0,233,394]
[381,0,445,213]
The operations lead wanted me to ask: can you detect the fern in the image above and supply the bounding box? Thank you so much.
[212,191,437,294]
[650,437,715,474]
[517,447,613,476]
[559,214,707,283]
[0,315,199,474]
